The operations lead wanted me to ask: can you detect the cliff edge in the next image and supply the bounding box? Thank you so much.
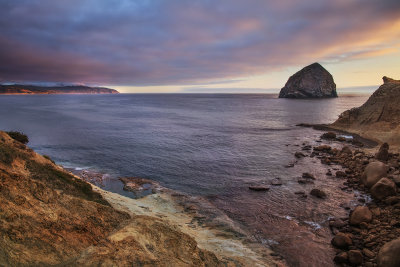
[331,77,400,147]
[279,63,337,98]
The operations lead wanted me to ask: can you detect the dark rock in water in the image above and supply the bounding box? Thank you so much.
[314,145,332,152]
[370,177,396,200]
[248,186,270,191]
[310,188,326,199]
[271,178,283,186]
[302,172,316,179]
[279,63,337,98]
[377,238,400,267]
[376,143,389,162]
[321,132,337,139]
[350,206,372,225]
[295,152,306,158]
[348,250,363,266]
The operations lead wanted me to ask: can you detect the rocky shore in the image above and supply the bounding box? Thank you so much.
[302,130,400,266]
[0,130,282,266]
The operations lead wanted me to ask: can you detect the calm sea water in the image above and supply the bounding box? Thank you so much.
[0,94,369,266]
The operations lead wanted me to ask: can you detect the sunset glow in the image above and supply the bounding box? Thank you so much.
[1,0,399,93]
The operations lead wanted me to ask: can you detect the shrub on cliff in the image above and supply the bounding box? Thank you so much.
[6,131,29,144]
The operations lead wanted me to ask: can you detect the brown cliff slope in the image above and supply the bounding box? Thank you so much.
[0,131,228,266]
[331,77,400,148]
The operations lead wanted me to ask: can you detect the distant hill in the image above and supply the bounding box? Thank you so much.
[0,84,119,94]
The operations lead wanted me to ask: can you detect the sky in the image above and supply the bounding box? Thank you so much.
[0,0,399,93]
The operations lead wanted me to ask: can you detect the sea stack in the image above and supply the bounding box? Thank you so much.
[279,63,337,98]
[331,77,400,147]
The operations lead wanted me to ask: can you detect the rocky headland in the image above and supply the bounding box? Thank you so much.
[331,77,400,148]
[0,84,119,94]
[279,63,337,98]
[0,130,280,266]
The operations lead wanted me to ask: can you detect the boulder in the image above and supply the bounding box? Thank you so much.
[377,238,400,267]
[310,188,327,199]
[361,161,388,188]
[278,63,337,98]
[350,206,372,225]
[331,232,352,248]
[370,178,396,200]
[376,143,389,162]
[341,146,353,155]
[348,250,363,266]
[334,252,348,264]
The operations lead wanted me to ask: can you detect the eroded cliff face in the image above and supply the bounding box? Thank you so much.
[0,131,226,266]
[279,63,337,98]
[331,77,400,148]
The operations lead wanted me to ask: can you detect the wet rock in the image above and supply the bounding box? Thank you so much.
[295,152,306,158]
[376,143,389,162]
[334,252,348,264]
[271,178,282,186]
[332,232,352,248]
[377,238,400,267]
[321,132,336,140]
[370,178,396,200]
[348,250,363,266]
[310,188,327,199]
[302,172,316,179]
[248,186,270,191]
[363,248,375,258]
[336,171,346,178]
[384,196,400,205]
[392,175,400,187]
[362,161,389,188]
[314,144,332,151]
[341,146,353,155]
[329,218,347,229]
[350,206,372,225]
[297,178,314,184]
[326,170,333,176]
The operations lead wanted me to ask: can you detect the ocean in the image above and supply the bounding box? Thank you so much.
[0,93,369,266]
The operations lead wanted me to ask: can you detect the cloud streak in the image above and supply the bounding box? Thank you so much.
[0,0,399,86]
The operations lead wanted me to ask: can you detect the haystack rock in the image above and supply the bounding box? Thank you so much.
[279,63,337,98]
[331,77,400,146]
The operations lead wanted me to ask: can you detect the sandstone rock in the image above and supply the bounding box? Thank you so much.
[331,77,400,147]
[350,206,372,225]
[310,188,327,199]
[331,232,352,248]
[348,250,363,266]
[370,177,396,200]
[278,63,337,98]
[361,161,388,188]
[376,143,389,162]
[377,238,400,267]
